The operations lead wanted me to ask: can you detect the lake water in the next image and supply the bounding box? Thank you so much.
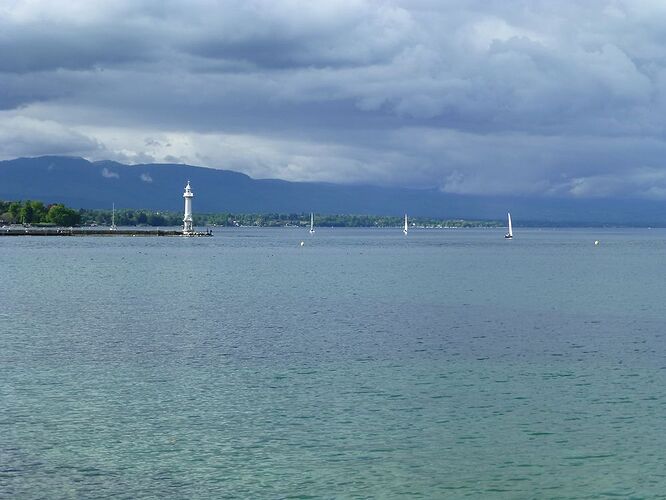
[2,227,666,498]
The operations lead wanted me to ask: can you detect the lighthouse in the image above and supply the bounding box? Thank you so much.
[183,181,194,234]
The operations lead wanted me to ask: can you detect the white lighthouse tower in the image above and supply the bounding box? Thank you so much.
[183,181,194,234]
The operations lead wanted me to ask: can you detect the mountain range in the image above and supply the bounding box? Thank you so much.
[2,155,666,225]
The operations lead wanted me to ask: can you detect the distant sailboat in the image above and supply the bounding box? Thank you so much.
[403,214,408,235]
[110,203,117,231]
[504,212,513,239]
[309,213,315,234]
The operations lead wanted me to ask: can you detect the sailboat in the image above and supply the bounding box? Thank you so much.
[504,212,513,239]
[110,203,117,231]
[309,213,315,234]
[403,214,408,235]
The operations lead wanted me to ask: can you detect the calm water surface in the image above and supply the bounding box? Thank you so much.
[2,228,666,498]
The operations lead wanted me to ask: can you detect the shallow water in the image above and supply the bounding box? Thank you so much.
[2,227,666,498]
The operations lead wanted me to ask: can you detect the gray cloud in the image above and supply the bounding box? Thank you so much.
[0,115,103,157]
[3,0,666,198]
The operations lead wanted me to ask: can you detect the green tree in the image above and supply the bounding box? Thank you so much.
[8,202,21,222]
[30,201,47,223]
[147,213,166,226]
[46,204,81,226]
[20,201,34,224]
[136,211,148,225]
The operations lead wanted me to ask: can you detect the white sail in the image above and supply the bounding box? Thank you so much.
[403,214,408,235]
[309,212,315,234]
[504,212,513,238]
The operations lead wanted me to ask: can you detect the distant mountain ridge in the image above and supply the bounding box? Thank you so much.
[2,155,666,225]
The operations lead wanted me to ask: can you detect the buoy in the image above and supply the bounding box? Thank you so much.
[594,240,599,246]
[300,241,305,247]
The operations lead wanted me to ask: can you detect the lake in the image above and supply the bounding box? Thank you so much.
[2,227,666,498]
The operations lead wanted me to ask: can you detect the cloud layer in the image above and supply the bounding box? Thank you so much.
[3,0,666,197]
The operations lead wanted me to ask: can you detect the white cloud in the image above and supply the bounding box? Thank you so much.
[0,112,102,158]
[101,167,119,178]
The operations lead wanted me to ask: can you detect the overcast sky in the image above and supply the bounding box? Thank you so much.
[3,0,666,197]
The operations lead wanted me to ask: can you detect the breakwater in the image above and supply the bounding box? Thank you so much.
[0,227,212,237]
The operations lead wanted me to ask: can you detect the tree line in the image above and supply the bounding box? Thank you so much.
[1,200,503,228]
[0,200,81,226]
[77,209,502,228]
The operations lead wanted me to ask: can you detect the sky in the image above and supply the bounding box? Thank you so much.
[2,0,666,198]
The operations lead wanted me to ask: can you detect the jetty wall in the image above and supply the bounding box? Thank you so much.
[0,227,212,237]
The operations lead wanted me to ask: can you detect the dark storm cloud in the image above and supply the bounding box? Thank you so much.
[183,2,412,69]
[0,29,153,73]
[3,0,666,197]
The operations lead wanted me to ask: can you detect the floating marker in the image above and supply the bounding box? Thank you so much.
[300,241,305,247]
[594,240,599,246]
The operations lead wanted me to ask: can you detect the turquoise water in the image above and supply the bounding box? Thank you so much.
[2,228,666,498]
